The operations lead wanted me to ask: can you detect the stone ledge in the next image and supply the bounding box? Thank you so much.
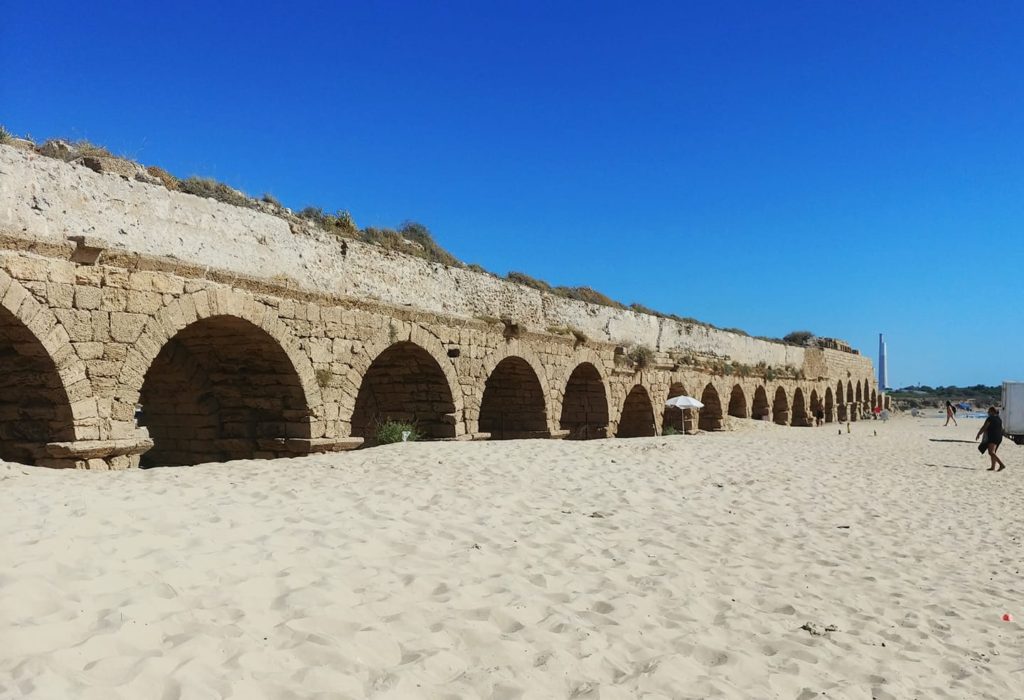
[257,437,364,453]
[45,436,153,459]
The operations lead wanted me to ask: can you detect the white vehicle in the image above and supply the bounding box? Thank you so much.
[1001,382,1024,445]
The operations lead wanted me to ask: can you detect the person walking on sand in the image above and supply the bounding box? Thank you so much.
[976,407,1006,472]
[944,400,958,426]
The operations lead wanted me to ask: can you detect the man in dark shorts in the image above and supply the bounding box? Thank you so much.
[976,406,1006,472]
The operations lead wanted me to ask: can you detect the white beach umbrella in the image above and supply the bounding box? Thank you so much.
[665,395,704,410]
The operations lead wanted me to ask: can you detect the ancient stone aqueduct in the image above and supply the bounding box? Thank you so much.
[0,145,882,469]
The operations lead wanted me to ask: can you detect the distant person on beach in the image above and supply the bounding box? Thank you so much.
[976,407,1006,472]
[944,400,958,426]
[814,407,824,427]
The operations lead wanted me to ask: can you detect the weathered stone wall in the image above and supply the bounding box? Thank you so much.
[1,145,864,373]
[0,144,882,470]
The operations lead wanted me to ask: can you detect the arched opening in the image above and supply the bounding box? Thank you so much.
[855,382,862,406]
[351,341,457,444]
[751,386,770,421]
[792,388,809,426]
[560,362,609,439]
[699,384,723,431]
[479,356,548,439]
[661,382,693,434]
[872,389,879,409]
[0,306,76,464]
[824,387,834,422]
[773,387,790,425]
[847,381,856,421]
[727,385,748,418]
[810,389,821,414]
[138,315,311,467]
[846,381,854,403]
[618,385,656,437]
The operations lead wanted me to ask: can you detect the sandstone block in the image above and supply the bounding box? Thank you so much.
[74,341,105,360]
[74,285,102,310]
[100,287,128,311]
[125,290,162,314]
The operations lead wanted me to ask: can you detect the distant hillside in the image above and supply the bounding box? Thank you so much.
[889,385,1001,409]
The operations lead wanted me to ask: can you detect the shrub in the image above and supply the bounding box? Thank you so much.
[783,330,815,346]
[555,286,626,309]
[507,271,553,292]
[177,177,255,209]
[299,206,359,237]
[664,425,680,436]
[628,345,654,369]
[145,165,179,190]
[0,125,11,144]
[629,302,658,316]
[397,221,460,267]
[375,420,421,445]
[37,138,115,161]
[261,192,281,207]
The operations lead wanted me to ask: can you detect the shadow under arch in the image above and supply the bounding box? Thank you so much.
[0,303,77,463]
[617,385,656,438]
[352,340,459,443]
[792,387,810,426]
[824,386,835,422]
[773,386,790,425]
[699,383,723,431]
[727,384,748,419]
[752,385,770,421]
[479,356,549,439]
[662,382,693,434]
[560,362,609,439]
[138,315,313,467]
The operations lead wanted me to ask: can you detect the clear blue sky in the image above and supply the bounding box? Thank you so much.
[4,1,1022,387]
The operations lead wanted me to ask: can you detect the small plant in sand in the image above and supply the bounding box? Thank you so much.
[663,425,680,436]
[0,125,12,144]
[375,420,421,445]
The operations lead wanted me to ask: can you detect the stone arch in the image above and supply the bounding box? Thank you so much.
[824,386,835,422]
[699,383,723,431]
[810,388,821,413]
[773,386,790,425]
[0,271,96,462]
[119,290,322,442]
[560,362,610,439]
[346,324,465,438]
[751,385,770,421]
[727,384,748,418]
[352,341,459,443]
[662,382,693,434]
[791,388,810,426]
[479,356,549,439]
[617,385,656,438]
[855,381,862,406]
[138,315,314,467]
[477,344,551,431]
[846,381,854,403]
[872,388,879,409]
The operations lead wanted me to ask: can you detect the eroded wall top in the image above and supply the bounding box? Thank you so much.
[0,144,874,379]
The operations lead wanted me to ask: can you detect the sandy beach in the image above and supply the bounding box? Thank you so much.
[1,414,1021,699]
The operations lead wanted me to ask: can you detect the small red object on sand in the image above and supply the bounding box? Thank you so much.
[1003,613,1013,622]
